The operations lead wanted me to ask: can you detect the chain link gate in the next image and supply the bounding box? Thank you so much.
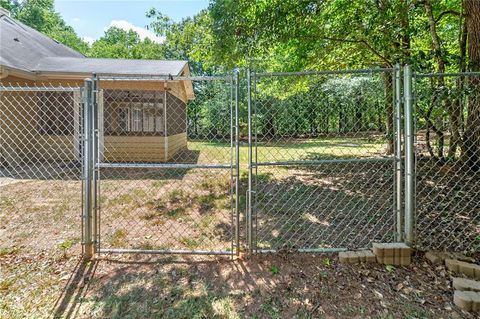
[246,67,403,253]
[81,73,240,256]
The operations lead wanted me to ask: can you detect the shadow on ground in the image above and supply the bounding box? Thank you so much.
[48,253,479,319]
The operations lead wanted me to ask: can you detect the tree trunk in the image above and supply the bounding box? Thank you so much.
[449,18,468,158]
[463,0,480,171]
[383,72,394,154]
[424,0,448,160]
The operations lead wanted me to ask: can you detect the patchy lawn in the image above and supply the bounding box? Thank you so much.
[1,134,478,318]
[1,250,479,318]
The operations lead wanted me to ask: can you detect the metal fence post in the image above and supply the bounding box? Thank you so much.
[92,74,99,254]
[403,65,415,245]
[234,69,240,256]
[394,64,403,241]
[247,69,253,254]
[83,78,94,259]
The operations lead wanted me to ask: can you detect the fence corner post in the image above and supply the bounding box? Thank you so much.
[83,78,94,260]
[403,65,415,246]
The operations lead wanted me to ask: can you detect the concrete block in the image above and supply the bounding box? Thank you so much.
[425,251,443,265]
[355,251,366,262]
[373,243,411,265]
[452,277,480,292]
[340,250,378,264]
[447,259,480,279]
[460,263,476,278]
[454,290,473,311]
[364,250,377,263]
[383,256,394,265]
[400,256,412,266]
[372,243,385,257]
[339,251,351,264]
[425,251,475,266]
[445,259,460,272]
[454,290,480,312]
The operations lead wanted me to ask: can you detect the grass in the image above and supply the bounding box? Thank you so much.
[188,135,386,164]
[1,134,478,318]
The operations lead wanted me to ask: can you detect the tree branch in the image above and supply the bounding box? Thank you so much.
[435,10,462,24]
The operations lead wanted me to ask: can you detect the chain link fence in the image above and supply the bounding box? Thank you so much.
[413,71,480,253]
[1,67,479,258]
[247,69,402,252]
[0,83,84,257]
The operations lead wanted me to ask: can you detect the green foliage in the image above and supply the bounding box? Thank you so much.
[88,27,165,59]
[270,265,279,275]
[385,265,395,272]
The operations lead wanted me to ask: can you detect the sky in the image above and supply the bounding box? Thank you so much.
[54,0,209,44]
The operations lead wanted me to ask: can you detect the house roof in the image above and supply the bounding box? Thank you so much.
[0,13,84,72]
[0,12,189,77]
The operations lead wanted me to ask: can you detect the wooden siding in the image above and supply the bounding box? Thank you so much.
[0,90,38,163]
[36,135,76,160]
[103,133,187,162]
[166,132,188,159]
[104,135,166,162]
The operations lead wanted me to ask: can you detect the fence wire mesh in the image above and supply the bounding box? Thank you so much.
[413,72,480,253]
[1,68,479,258]
[95,76,237,254]
[249,69,400,252]
[0,83,84,257]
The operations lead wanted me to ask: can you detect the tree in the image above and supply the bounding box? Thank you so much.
[88,27,165,59]
[463,0,480,171]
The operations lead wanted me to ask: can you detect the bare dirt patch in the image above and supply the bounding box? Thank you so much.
[3,251,478,318]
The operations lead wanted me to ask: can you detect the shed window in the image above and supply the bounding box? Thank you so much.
[115,105,164,134]
[104,90,165,135]
[38,92,74,135]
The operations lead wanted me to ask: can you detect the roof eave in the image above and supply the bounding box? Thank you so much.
[1,65,38,80]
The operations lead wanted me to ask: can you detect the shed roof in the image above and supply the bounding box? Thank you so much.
[33,57,188,76]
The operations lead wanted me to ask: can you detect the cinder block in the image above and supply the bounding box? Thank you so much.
[339,251,351,264]
[339,251,359,264]
[454,290,480,312]
[355,251,366,262]
[446,259,460,272]
[425,251,443,265]
[372,243,385,257]
[460,263,476,278]
[425,251,475,266]
[384,246,395,257]
[383,256,394,265]
[454,290,473,311]
[452,277,480,292]
[447,260,480,279]
[473,292,480,312]
[364,250,377,263]
[400,256,412,266]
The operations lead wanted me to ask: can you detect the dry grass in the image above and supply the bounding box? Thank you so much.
[1,136,478,318]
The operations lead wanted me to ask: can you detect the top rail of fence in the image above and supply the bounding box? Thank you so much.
[0,85,82,92]
[413,71,480,78]
[253,68,395,78]
[97,74,233,82]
